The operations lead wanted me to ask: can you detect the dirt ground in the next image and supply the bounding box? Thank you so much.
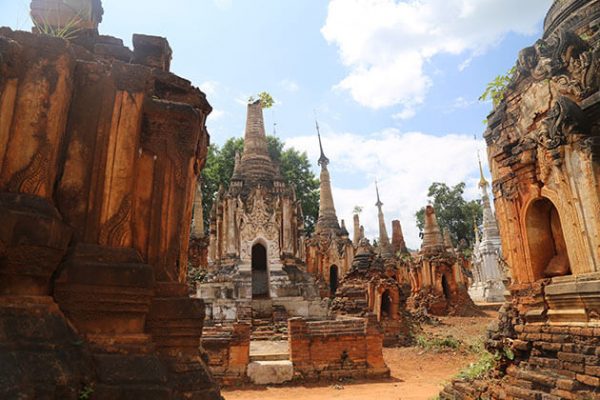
[223,305,500,400]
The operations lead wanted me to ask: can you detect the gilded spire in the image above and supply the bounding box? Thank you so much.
[315,120,340,233]
[478,152,489,189]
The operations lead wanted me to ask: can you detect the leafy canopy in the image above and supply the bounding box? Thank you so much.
[415,182,482,246]
[200,136,320,234]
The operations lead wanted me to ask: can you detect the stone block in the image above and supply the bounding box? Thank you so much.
[247,360,293,385]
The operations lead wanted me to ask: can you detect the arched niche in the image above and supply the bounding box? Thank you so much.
[329,265,339,296]
[441,274,451,300]
[380,289,392,318]
[251,243,269,298]
[525,197,571,280]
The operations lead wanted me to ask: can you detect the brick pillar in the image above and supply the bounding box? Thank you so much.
[365,314,389,376]
[229,322,251,374]
[288,317,310,368]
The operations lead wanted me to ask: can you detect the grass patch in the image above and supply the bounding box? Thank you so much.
[456,349,498,381]
[416,334,461,351]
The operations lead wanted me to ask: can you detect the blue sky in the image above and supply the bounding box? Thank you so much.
[0,0,552,247]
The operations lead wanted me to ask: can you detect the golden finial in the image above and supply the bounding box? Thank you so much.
[477,152,489,189]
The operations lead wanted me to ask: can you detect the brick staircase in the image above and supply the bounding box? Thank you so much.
[250,305,289,341]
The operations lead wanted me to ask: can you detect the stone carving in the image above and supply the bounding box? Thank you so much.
[441,1,600,398]
[536,96,590,150]
[98,194,131,247]
[6,138,50,194]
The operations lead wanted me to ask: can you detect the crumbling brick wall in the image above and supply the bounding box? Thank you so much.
[202,323,251,386]
[288,315,389,381]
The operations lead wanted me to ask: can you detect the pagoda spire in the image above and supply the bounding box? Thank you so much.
[315,120,340,233]
[238,100,276,181]
[375,179,383,208]
[420,205,445,255]
[477,153,500,245]
[375,181,392,257]
[316,120,329,167]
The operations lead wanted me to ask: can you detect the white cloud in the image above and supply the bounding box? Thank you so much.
[280,79,300,93]
[285,128,489,249]
[322,0,551,110]
[199,80,219,96]
[392,107,417,120]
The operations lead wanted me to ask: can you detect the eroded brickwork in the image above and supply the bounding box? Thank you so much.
[288,315,389,381]
[0,1,220,398]
[440,0,600,398]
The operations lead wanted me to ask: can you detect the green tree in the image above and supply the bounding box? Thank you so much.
[200,136,320,234]
[415,182,482,246]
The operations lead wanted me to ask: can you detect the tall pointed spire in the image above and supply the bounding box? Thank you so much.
[315,120,340,233]
[316,120,329,167]
[375,180,383,208]
[477,153,501,246]
[375,181,392,257]
[237,100,276,181]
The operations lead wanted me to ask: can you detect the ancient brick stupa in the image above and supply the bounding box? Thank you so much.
[198,101,325,322]
[0,0,221,398]
[441,0,600,398]
[305,126,354,297]
[408,205,473,315]
[331,236,414,346]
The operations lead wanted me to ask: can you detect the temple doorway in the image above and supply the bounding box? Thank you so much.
[381,290,392,318]
[329,265,339,295]
[441,274,451,300]
[252,243,269,298]
[526,198,571,280]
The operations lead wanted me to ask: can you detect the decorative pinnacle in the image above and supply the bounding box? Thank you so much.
[375,180,383,208]
[316,120,329,166]
[474,219,480,243]
[478,152,489,189]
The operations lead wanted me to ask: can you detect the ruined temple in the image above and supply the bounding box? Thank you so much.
[408,205,473,315]
[0,1,221,398]
[197,101,325,323]
[305,127,354,297]
[469,157,506,302]
[442,0,600,398]
[332,237,414,346]
[330,186,415,345]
